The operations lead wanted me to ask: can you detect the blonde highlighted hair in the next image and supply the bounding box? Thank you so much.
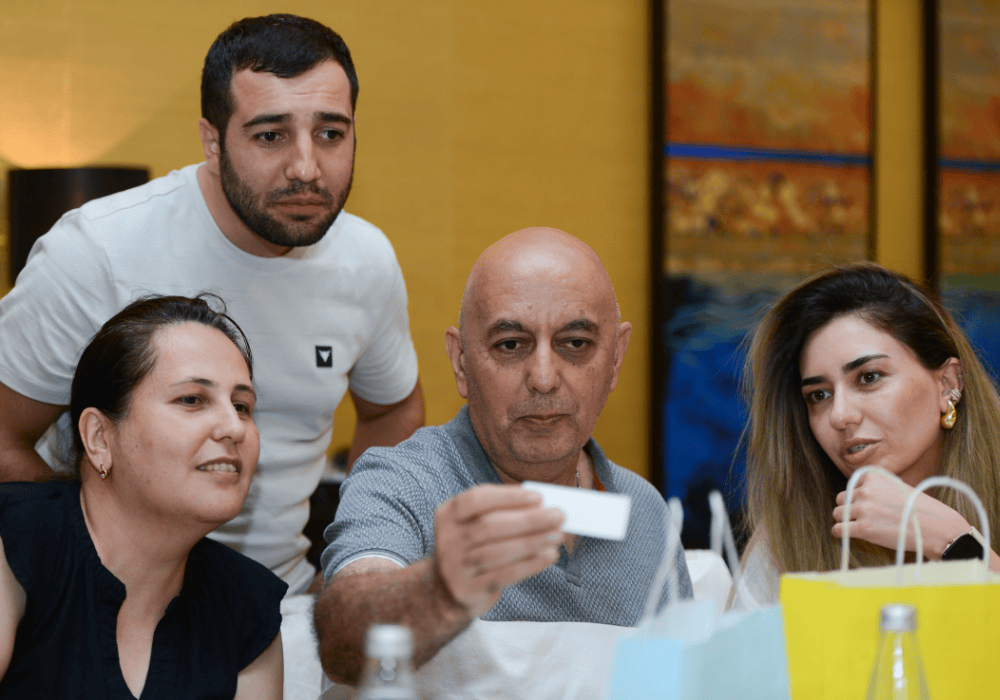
[743,262,1000,573]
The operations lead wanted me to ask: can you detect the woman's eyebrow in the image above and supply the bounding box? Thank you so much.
[801,354,889,388]
[172,376,215,388]
[842,353,888,373]
[172,377,255,396]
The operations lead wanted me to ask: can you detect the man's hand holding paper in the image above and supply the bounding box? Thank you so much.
[434,485,564,618]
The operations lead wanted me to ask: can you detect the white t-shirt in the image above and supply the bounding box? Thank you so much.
[0,163,419,593]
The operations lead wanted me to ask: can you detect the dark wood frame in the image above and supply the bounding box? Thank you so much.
[922,0,940,294]
[648,0,667,491]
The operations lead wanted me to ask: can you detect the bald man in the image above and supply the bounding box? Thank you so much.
[315,229,691,689]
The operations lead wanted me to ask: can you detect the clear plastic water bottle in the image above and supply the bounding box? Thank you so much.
[864,604,931,699]
[355,624,419,700]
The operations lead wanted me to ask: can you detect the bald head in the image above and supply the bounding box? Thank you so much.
[445,227,632,484]
[459,228,619,339]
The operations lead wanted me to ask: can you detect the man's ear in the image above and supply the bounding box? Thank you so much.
[608,321,632,392]
[198,118,223,174]
[444,327,468,399]
[78,408,115,478]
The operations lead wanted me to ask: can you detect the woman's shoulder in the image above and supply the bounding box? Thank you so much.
[0,480,76,535]
[0,481,80,604]
[0,478,73,501]
[184,539,287,670]
[189,538,288,600]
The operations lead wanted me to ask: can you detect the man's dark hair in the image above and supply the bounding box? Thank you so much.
[201,14,359,144]
[69,294,253,476]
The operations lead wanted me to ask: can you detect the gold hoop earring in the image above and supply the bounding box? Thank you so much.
[941,400,958,430]
[98,462,108,480]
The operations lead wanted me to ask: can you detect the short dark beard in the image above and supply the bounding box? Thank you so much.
[219,148,353,249]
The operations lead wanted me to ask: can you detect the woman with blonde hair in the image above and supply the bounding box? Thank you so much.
[734,262,1000,608]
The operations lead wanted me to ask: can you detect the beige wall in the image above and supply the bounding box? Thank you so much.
[0,1,655,476]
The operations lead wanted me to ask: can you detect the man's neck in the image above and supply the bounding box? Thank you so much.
[490,447,594,490]
[575,448,595,490]
[195,163,291,258]
[489,449,593,556]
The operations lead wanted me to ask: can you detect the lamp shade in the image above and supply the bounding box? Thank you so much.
[7,166,149,285]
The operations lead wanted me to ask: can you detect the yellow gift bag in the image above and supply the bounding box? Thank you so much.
[780,469,1000,700]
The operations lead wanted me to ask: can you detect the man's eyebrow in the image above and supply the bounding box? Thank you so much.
[316,111,352,125]
[560,319,598,333]
[487,319,526,337]
[484,318,599,338]
[800,354,889,389]
[242,113,289,130]
[242,112,352,130]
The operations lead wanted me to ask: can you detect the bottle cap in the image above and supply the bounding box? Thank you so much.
[366,624,414,658]
[879,603,917,632]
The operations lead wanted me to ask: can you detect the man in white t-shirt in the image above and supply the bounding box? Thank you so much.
[0,14,424,595]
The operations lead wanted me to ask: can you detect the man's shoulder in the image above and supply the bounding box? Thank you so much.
[603,458,667,514]
[325,212,400,267]
[333,210,385,238]
[588,438,663,503]
[353,422,459,476]
[347,413,485,496]
[44,165,202,257]
[76,165,198,223]
[606,461,656,492]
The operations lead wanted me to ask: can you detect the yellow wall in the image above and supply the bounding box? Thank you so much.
[0,1,935,481]
[0,1,654,476]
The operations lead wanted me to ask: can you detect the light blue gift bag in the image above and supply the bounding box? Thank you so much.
[606,493,791,700]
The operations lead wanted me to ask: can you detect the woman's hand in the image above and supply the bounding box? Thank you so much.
[832,471,970,559]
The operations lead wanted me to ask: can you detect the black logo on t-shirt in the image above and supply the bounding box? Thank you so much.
[316,346,333,368]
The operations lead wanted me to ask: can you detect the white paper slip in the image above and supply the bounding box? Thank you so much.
[522,481,632,540]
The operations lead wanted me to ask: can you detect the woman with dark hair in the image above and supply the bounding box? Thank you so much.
[0,295,286,698]
[734,262,1000,609]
